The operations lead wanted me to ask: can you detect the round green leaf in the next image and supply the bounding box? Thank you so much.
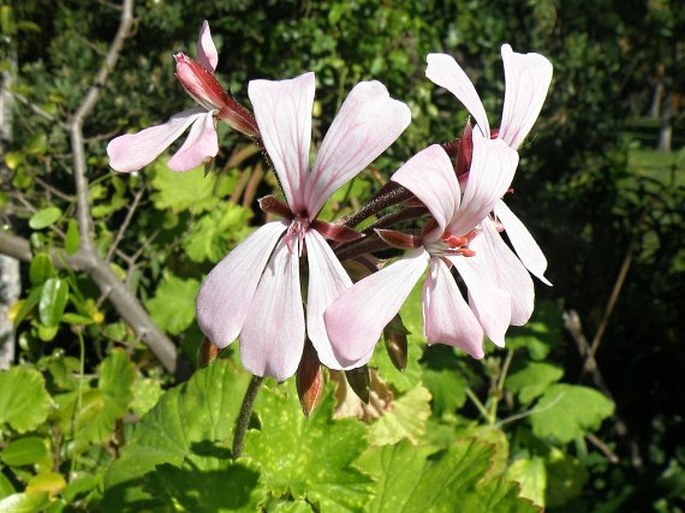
[29,207,62,230]
[1,437,48,467]
[0,367,51,433]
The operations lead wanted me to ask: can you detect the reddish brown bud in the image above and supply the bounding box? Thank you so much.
[311,219,363,243]
[174,53,259,138]
[375,228,421,250]
[296,341,324,417]
[456,120,473,178]
[383,314,409,371]
[345,365,371,404]
[258,195,294,219]
[198,337,221,368]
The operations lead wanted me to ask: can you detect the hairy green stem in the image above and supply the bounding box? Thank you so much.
[232,375,264,458]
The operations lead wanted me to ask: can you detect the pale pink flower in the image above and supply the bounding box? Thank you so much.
[325,134,519,364]
[426,44,553,322]
[196,72,411,381]
[107,21,257,173]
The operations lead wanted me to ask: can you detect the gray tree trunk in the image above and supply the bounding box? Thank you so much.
[0,45,19,370]
[657,93,673,153]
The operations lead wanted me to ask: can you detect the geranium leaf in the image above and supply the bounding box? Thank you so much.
[0,367,50,433]
[243,383,373,512]
[529,384,614,443]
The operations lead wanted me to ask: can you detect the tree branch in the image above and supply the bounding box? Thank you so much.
[0,231,185,377]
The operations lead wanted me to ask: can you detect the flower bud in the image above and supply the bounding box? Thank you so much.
[198,337,221,368]
[174,53,259,138]
[296,341,324,417]
[383,314,409,371]
[344,365,370,404]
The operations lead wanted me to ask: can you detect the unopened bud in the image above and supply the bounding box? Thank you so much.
[455,120,473,179]
[174,53,259,138]
[383,314,409,371]
[198,337,221,368]
[345,365,370,404]
[296,341,324,417]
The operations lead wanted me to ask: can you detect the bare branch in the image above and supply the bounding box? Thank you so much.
[106,186,145,262]
[0,231,183,377]
[69,0,133,247]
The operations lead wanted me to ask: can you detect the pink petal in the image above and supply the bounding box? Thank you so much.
[472,218,535,326]
[196,221,287,348]
[494,200,551,285]
[391,145,460,242]
[325,249,429,366]
[107,108,205,173]
[196,20,218,72]
[305,81,411,217]
[423,258,484,358]
[304,230,373,370]
[447,132,519,237]
[426,53,490,138]
[240,239,305,381]
[248,72,314,213]
[451,253,511,347]
[167,111,218,172]
[498,44,553,150]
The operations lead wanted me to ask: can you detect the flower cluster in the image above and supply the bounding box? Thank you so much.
[107,22,553,395]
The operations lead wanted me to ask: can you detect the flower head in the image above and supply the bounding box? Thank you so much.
[107,21,257,173]
[426,45,553,321]
[325,134,519,364]
[196,72,410,381]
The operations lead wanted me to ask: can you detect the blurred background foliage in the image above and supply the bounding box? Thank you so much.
[1,0,684,511]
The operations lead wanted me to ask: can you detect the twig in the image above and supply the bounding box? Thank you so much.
[582,202,651,377]
[69,0,133,250]
[586,433,620,464]
[106,185,144,262]
[11,92,63,126]
[563,308,644,469]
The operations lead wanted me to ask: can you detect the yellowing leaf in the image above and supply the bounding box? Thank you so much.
[368,385,431,445]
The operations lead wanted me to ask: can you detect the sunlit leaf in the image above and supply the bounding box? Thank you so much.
[183,202,253,263]
[26,472,66,495]
[144,273,199,335]
[506,457,547,507]
[0,492,49,513]
[150,161,219,214]
[368,384,431,445]
[357,438,539,513]
[0,367,50,433]
[506,363,564,405]
[54,350,135,450]
[530,384,615,443]
[243,383,373,512]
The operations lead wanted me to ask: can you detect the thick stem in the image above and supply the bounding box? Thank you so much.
[334,206,427,261]
[232,375,264,458]
[343,183,413,229]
